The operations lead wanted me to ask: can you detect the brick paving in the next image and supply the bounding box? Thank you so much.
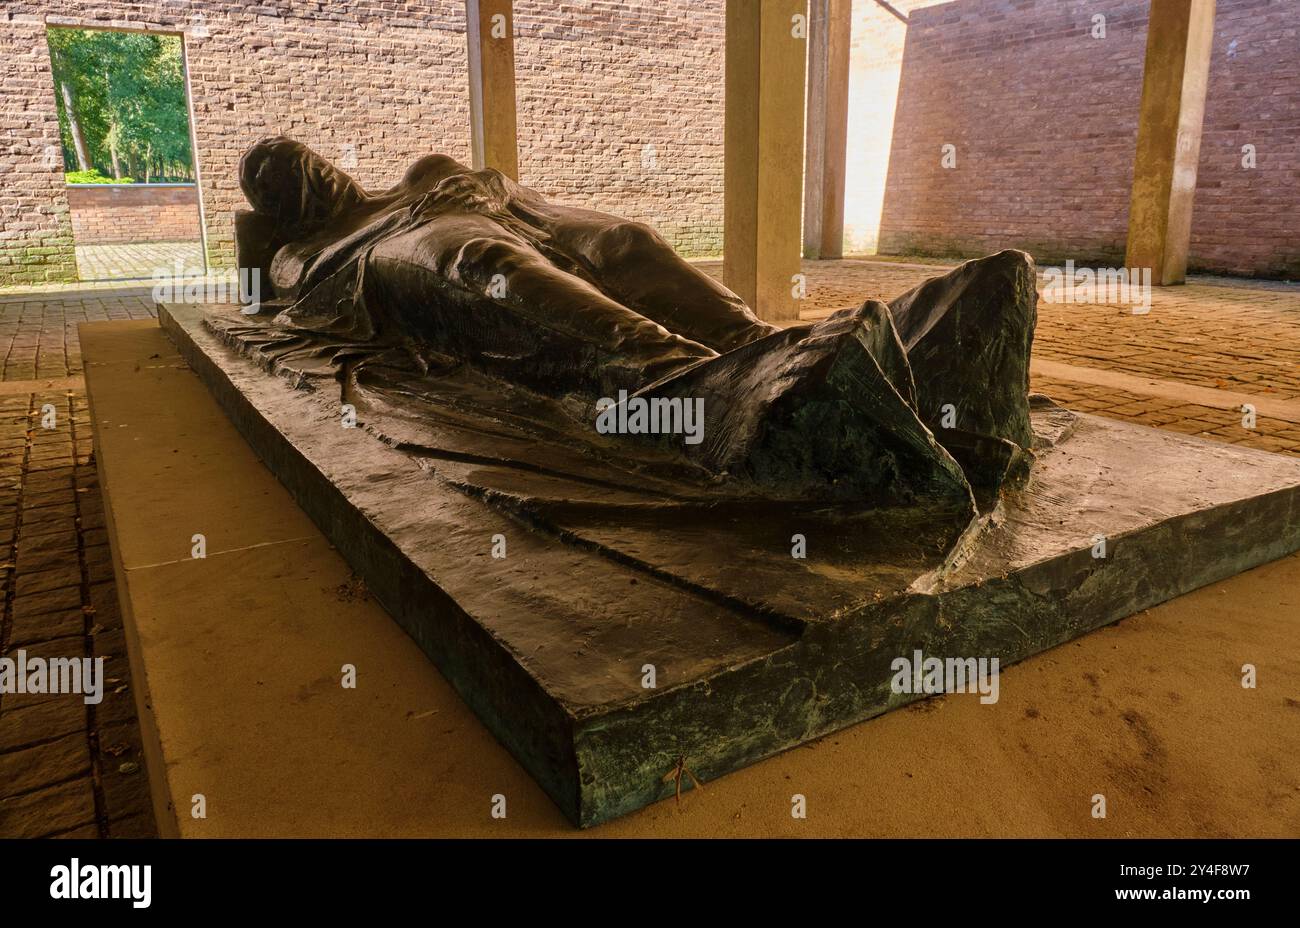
[0,288,158,839]
[698,258,1300,456]
[0,259,1297,839]
[1030,376,1300,457]
[74,241,204,283]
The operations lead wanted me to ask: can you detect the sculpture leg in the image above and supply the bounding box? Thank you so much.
[620,299,974,506]
[367,218,718,397]
[544,211,780,353]
[886,249,1038,487]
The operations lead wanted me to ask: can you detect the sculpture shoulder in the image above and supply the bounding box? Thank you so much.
[394,155,546,210]
[394,155,472,195]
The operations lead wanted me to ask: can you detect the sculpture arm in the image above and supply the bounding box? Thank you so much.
[420,166,545,216]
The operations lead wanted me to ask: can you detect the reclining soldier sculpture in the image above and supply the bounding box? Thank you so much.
[234,136,1040,507]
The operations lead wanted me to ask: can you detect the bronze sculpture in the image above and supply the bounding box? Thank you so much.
[149,137,1300,829]
[234,137,1038,506]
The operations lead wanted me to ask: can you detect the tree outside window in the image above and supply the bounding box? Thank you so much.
[48,27,195,185]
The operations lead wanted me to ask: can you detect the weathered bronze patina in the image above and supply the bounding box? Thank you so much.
[154,138,1299,829]
[234,137,1037,507]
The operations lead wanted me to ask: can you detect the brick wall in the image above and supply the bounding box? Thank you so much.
[0,1,729,287]
[1192,0,1298,276]
[514,1,726,256]
[0,10,77,285]
[0,1,475,284]
[876,0,1300,277]
[1,1,1297,288]
[66,184,201,244]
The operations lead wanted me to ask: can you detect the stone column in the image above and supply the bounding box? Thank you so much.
[802,0,851,260]
[1125,0,1217,285]
[466,0,519,179]
[724,0,809,321]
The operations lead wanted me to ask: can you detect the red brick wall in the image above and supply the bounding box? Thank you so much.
[877,0,1300,278]
[1193,0,1298,276]
[66,184,200,244]
[0,1,729,287]
[1,1,1296,287]
[514,0,726,256]
[0,0,479,285]
[0,9,77,284]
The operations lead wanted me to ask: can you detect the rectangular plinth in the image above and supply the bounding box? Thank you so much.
[150,304,1300,827]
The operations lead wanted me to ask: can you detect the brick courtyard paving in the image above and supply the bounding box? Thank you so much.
[74,241,205,283]
[0,259,1296,838]
[698,259,1300,456]
[0,287,158,838]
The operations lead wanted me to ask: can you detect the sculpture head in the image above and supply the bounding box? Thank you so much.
[239,137,365,230]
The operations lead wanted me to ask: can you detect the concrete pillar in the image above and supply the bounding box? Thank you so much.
[802,0,851,260]
[466,0,519,179]
[724,0,809,321]
[1125,0,1217,285]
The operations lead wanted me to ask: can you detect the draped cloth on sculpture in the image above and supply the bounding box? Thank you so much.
[232,136,1041,504]
[266,174,572,346]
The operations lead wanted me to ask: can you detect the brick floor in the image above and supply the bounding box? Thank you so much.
[0,288,159,839]
[74,241,205,283]
[696,259,1300,456]
[0,259,1297,839]
[1030,376,1300,455]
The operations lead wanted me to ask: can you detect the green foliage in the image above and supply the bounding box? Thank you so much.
[48,27,194,183]
[64,168,134,184]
